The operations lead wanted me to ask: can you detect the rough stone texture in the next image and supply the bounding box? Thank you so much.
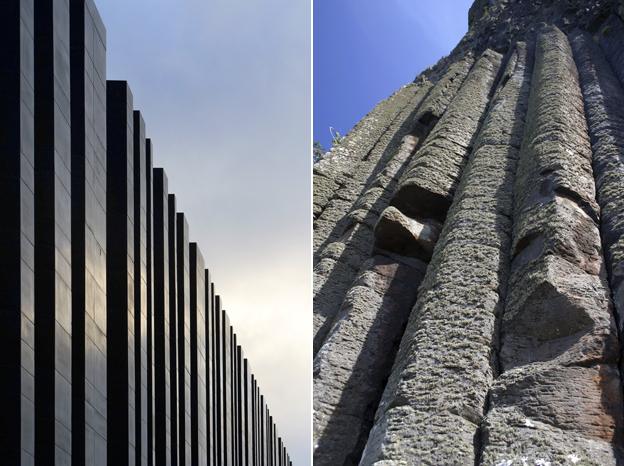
[313,82,433,253]
[313,1,624,465]
[313,255,427,466]
[392,49,503,222]
[598,15,624,88]
[373,206,441,261]
[359,42,531,466]
[313,84,422,220]
[572,30,624,339]
[480,26,624,464]
[313,61,475,355]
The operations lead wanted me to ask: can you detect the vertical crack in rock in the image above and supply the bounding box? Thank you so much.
[355,46,522,465]
[598,15,624,88]
[391,49,503,223]
[313,83,428,225]
[478,26,624,466]
[315,1,624,464]
[313,82,434,257]
[313,81,428,220]
[312,255,427,466]
[312,57,476,356]
[572,30,624,346]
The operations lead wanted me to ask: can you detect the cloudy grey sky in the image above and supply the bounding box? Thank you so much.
[96,1,311,464]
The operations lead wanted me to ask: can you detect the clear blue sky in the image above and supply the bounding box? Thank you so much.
[314,0,474,149]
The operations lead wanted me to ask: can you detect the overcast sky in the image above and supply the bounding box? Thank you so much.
[96,1,311,464]
[314,0,472,148]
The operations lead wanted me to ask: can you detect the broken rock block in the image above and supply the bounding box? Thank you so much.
[373,206,441,261]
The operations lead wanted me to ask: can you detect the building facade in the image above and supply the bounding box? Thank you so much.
[0,1,291,465]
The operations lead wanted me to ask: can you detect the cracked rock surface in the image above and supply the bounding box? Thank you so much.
[313,1,624,465]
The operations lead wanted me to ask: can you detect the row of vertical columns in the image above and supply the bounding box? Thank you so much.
[106,80,135,466]
[70,1,107,465]
[133,110,148,466]
[0,1,293,464]
[33,0,73,464]
[0,1,35,464]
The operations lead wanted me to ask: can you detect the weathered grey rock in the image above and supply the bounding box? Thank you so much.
[313,83,426,220]
[412,54,475,126]
[373,206,441,261]
[479,26,624,463]
[392,49,503,222]
[598,15,624,88]
[572,30,624,337]
[313,224,372,355]
[313,59,479,355]
[359,43,532,465]
[313,255,427,466]
[500,255,619,369]
[314,2,624,464]
[480,406,621,466]
[480,365,624,465]
[313,83,432,253]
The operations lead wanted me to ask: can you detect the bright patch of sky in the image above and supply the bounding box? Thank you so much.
[97,1,311,463]
[314,0,473,149]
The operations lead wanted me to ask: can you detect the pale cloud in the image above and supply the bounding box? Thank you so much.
[97,0,311,464]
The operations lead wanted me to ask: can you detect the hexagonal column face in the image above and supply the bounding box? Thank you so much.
[354,42,535,466]
[0,1,35,464]
[480,26,624,465]
[572,30,624,351]
[33,0,73,464]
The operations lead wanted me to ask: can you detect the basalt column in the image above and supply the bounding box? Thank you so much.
[314,48,504,466]
[106,80,135,466]
[312,55,475,355]
[478,26,624,466]
[33,1,73,463]
[597,14,624,87]
[0,2,35,464]
[69,1,107,465]
[359,43,532,464]
[572,31,624,363]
